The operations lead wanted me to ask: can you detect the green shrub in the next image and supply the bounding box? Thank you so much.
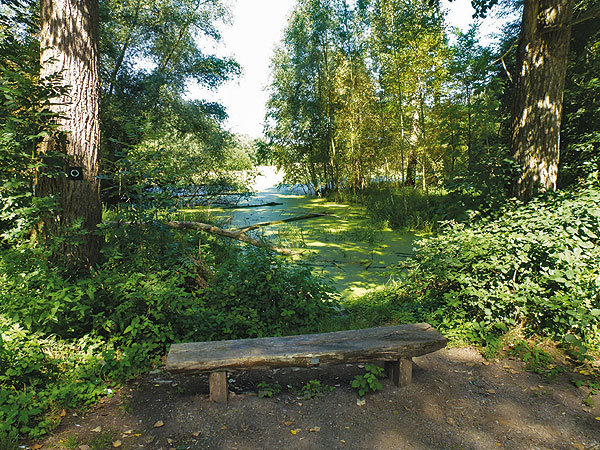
[0,221,339,439]
[298,379,334,399]
[397,185,600,350]
[257,381,282,398]
[351,364,385,397]
[0,316,112,439]
[344,281,417,328]
[198,248,338,339]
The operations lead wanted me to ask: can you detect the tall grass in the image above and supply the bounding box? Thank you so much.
[329,185,463,232]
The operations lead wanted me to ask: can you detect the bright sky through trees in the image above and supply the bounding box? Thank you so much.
[188,0,508,138]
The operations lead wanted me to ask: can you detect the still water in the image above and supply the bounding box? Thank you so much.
[197,167,417,299]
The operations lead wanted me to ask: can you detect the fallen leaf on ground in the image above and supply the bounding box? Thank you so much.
[487,389,496,395]
[309,427,321,432]
[59,409,66,417]
[291,428,301,435]
[112,440,122,448]
[356,398,366,406]
[91,426,102,432]
[154,420,164,428]
[284,421,294,427]
[221,425,227,430]
[167,438,173,444]
[31,445,43,450]
[192,431,201,437]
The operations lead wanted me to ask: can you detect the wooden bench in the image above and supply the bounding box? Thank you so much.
[165,323,446,404]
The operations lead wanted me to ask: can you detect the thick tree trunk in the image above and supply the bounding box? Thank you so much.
[38,0,102,266]
[511,0,574,201]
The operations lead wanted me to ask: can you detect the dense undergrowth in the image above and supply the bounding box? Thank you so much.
[0,215,337,440]
[4,182,600,442]
[347,182,600,357]
[328,152,515,232]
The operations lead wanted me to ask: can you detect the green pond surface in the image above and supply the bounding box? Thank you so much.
[183,168,418,299]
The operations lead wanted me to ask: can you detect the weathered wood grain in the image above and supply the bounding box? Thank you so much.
[166,324,446,374]
[209,372,228,404]
[398,358,413,386]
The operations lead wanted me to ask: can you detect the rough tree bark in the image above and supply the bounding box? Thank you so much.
[38,0,102,266]
[511,0,574,201]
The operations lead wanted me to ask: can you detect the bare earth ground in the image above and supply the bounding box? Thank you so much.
[38,347,600,450]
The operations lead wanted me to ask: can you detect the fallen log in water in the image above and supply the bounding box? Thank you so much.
[223,202,283,209]
[105,220,300,256]
[167,221,300,255]
[235,212,334,233]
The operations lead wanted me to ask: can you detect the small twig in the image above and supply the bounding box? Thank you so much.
[489,37,520,83]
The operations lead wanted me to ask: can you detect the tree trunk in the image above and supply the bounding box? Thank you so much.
[510,0,574,201]
[38,0,102,267]
[405,152,417,187]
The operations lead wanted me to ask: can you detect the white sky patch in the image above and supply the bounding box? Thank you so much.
[187,0,516,139]
[187,0,295,138]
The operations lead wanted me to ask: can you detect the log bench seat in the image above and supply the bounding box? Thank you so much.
[165,323,446,404]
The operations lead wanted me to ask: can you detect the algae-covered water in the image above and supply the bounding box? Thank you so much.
[184,167,417,299]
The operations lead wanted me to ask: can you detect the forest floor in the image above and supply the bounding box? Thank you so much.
[37,346,600,450]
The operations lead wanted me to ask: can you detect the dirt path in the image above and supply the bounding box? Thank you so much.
[39,347,600,450]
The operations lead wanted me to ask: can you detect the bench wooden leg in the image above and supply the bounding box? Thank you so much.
[209,371,228,404]
[385,358,412,387]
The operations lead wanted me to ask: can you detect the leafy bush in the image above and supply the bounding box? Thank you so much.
[298,379,334,399]
[351,364,385,397]
[344,282,418,329]
[0,227,202,439]
[508,340,564,380]
[397,185,600,350]
[345,184,600,354]
[0,316,113,439]
[0,220,338,439]
[257,381,282,398]
[197,248,338,339]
